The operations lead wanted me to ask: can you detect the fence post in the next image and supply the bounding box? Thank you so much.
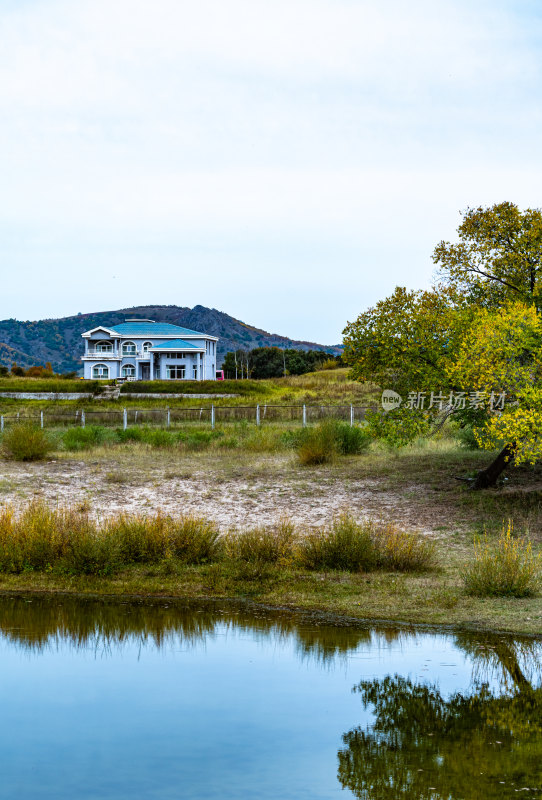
[0,416,3,432]
[256,404,260,426]
[167,408,171,428]
[81,410,85,428]
[40,411,44,429]
[211,405,215,429]
[302,404,306,427]
[350,404,354,427]
[123,408,127,431]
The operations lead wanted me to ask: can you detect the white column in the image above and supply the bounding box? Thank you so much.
[150,356,154,380]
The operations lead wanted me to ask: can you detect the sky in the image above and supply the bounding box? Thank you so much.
[1,0,542,344]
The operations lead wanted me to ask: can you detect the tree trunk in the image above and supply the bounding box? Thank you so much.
[471,444,515,489]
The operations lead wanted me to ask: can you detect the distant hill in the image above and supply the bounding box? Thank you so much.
[0,305,342,374]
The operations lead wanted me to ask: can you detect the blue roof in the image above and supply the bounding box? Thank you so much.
[109,322,205,336]
[151,339,202,350]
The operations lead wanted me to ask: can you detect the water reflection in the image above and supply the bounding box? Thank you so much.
[1,596,541,799]
[338,632,542,799]
[0,595,402,662]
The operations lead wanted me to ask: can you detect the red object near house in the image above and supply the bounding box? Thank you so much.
[216,370,224,381]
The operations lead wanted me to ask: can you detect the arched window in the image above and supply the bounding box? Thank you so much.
[95,340,113,353]
[142,341,153,353]
[92,364,109,379]
[122,341,136,355]
[122,364,136,378]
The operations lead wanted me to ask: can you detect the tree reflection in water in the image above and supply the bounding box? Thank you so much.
[1,596,540,797]
[338,633,542,799]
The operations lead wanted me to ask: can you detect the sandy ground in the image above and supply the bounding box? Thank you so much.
[0,452,456,534]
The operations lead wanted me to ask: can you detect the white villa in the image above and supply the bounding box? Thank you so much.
[81,319,218,381]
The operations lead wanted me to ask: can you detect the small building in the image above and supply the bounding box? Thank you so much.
[81,319,218,381]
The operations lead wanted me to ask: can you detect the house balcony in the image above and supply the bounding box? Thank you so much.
[82,351,120,360]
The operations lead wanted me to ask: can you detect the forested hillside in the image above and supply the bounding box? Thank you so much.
[0,305,341,373]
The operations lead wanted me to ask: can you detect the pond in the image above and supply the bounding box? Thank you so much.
[0,596,540,799]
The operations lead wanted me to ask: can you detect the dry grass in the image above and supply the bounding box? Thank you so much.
[463,521,542,597]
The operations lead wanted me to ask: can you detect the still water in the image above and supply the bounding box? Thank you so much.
[0,597,540,799]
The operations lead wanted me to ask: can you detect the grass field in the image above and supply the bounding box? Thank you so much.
[0,371,541,635]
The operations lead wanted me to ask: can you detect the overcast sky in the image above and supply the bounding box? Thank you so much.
[1,0,541,343]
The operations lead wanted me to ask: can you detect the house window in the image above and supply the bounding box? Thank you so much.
[142,342,153,353]
[166,365,185,379]
[92,364,109,379]
[95,341,113,353]
[193,365,198,379]
[122,341,136,355]
[122,364,136,378]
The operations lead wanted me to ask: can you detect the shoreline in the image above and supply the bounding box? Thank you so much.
[0,571,540,637]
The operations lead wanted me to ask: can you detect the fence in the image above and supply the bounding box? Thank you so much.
[0,404,372,432]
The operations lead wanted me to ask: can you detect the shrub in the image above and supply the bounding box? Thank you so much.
[297,421,338,465]
[463,522,541,597]
[115,426,145,443]
[63,425,107,451]
[296,514,377,572]
[1,423,52,461]
[224,520,296,565]
[331,421,371,455]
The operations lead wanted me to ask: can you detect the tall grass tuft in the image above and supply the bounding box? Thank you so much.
[296,420,371,465]
[373,525,436,572]
[1,423,52,461]
[296,514,377,572]
[0,503,222,575]
[330,421,371,455]
[224,519,296,565]
[297,422,338,465]
[0,503,435,578]
[463,521,541,597]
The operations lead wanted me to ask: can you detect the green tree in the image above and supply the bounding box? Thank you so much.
[344,204,542,487]
[343,285,470,395]
[433,202,542,309]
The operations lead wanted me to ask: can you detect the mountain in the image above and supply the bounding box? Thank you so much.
[0,305,342,374]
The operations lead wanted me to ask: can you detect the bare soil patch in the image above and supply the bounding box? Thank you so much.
[0,446,516,536]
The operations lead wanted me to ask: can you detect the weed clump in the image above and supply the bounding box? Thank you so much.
[1,423,52,461]
[63,425,108,451]
[463,522,541,597]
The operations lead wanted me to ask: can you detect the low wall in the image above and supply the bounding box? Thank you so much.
[0,393,93,400]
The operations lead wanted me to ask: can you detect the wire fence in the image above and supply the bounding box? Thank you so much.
[0,404,373,432]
